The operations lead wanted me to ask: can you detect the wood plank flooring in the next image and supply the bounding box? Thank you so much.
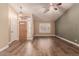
[0,37,79,56]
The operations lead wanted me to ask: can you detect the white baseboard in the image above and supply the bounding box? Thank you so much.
[0,45,9,52]
[34,34,55,37]
[27,37,33,40]
[9,40,15,44]
[56,35,79,47]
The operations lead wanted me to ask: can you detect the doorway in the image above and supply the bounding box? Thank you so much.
[19,21,27,42]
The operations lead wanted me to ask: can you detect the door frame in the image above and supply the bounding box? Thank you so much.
[19,20,27,42]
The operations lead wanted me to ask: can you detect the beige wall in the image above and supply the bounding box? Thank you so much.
[33,15,55,36]
[56,4,79,44]
[0,4,9,49]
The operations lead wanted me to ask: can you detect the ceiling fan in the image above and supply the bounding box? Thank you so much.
[40,3,62,14]
[49,3,62,10]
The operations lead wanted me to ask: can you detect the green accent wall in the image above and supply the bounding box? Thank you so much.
[56,4,79,44]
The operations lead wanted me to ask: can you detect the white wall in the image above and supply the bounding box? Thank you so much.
[27,17,33,40]
[9,7,18,43]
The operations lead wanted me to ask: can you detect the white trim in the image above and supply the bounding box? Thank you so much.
[34,34,55,37]
[56,35,79,47]
[0,45,9,52]
[27,37,33,40]
[9,39,15,44]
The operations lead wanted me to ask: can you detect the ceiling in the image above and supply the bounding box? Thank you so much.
[9,3,73,21]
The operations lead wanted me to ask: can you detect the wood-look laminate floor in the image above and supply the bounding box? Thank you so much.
[0,37,79,56]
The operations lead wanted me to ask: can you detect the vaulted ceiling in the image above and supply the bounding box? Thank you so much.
[9,3,73,21]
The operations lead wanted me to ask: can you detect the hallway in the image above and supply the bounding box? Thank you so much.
[0,37,79,56]
[0,3,79,56]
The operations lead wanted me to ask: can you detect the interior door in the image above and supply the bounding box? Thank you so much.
[19,21,27,42]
